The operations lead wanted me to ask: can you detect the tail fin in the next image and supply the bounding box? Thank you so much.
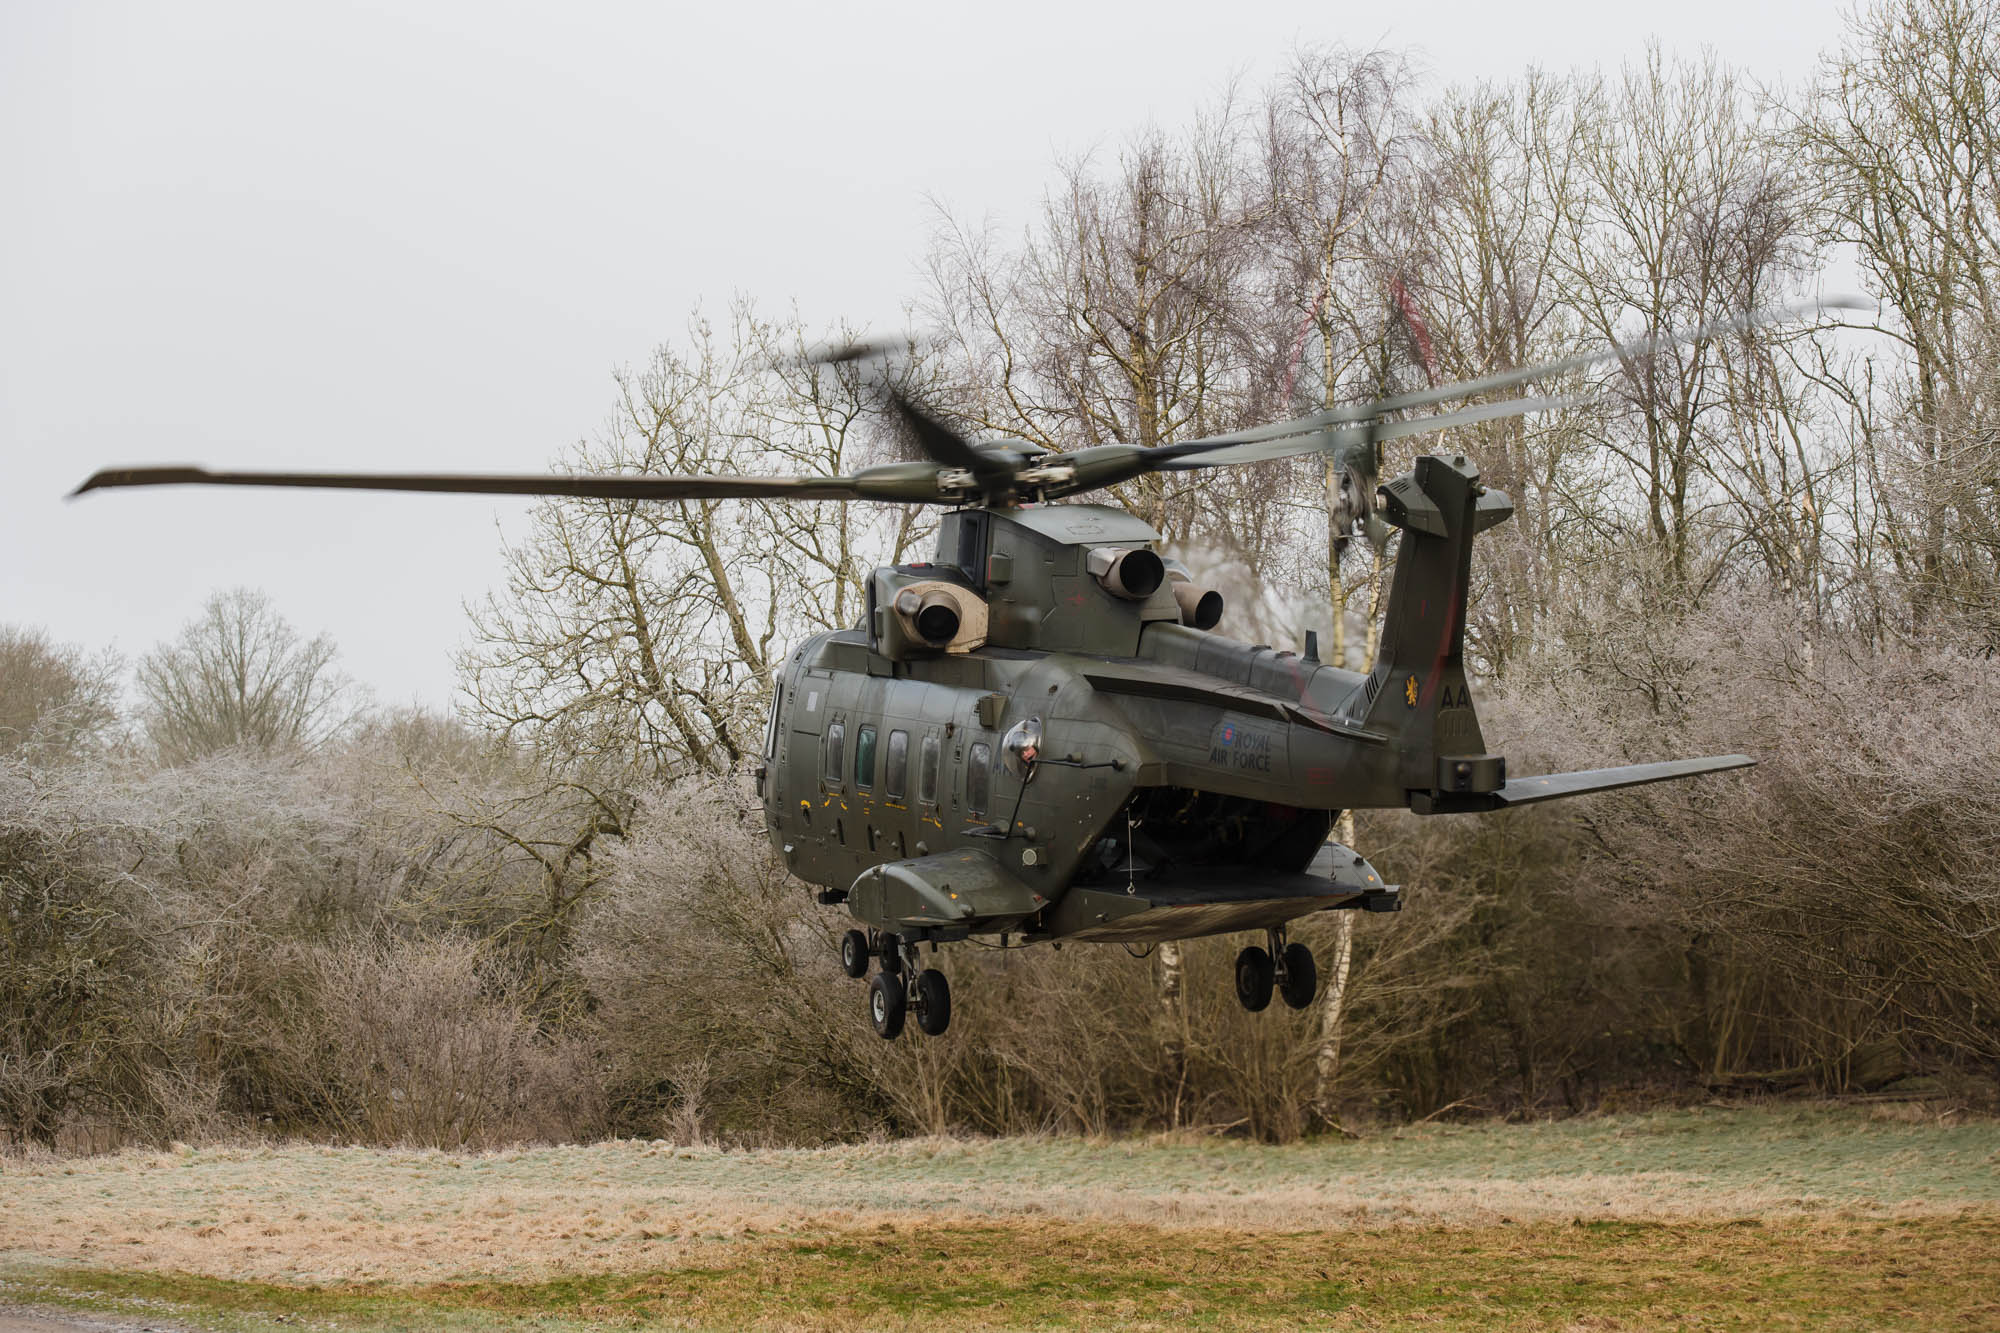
[1342,454,1756,814]
[1344,454,1514,805]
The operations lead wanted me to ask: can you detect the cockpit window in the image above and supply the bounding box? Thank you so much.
[762,685,783,758]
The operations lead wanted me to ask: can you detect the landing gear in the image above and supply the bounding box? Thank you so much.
[840,929,870,978]
[868,971,906,1039]
[1279,941,1318,1009]
[915,968,952,1036]
[853,932,951,1040]
[1234,946,1275,1011]
[1237,930,1317,1013]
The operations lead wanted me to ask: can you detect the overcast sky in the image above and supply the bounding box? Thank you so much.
[2,0,1856,711]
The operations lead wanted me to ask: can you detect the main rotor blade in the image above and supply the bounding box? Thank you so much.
[1173,297,1869,453]
[881,386,1003,481]
[1366,297,1870,419]
[800,337,1003,483]
[70,465,871,503]
[1151,393,1577,471]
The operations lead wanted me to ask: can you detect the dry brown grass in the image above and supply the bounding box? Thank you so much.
[3,1106,1997,1288]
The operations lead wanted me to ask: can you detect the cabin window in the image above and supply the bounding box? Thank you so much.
[855,725,877,789]
[918,735,941,804]
[762,685,783,758]
[967,741,992,816]
[885,729,909,799]
[824,722,845,784]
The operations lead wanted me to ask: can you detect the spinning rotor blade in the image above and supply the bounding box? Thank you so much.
[1150,393,1577,472]
[76,303,1863,515]
[804,338,1008,485]
[881,385,1014,489]
[1174,298,1869,454]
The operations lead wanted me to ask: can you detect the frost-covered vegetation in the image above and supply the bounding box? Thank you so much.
[6,0,2000,1149]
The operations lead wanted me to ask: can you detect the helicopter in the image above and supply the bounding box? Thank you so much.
[74,313,1793,1041]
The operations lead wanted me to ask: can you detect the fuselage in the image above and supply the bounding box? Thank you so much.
[759,622,1371,891]
[752,459,1513,947]
[749,499,1443,942]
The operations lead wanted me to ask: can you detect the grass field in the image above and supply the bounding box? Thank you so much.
[3,1105,1997,1329]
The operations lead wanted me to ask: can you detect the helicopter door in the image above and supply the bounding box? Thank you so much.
[784,670,832,830]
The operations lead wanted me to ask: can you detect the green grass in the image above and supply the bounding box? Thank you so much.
[7,1215,2000,1330]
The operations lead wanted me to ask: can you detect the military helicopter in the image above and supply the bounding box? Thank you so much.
[75,314,1788,1041]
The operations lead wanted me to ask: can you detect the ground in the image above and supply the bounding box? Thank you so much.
[2,1104,1996,1329]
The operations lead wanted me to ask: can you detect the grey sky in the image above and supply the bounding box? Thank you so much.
[2,0,1852,711]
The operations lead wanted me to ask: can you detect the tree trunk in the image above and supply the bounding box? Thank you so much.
[1312,809,1359,1127]
[1157,939,1187,1126]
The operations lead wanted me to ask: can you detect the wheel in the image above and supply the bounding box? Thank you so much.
[1234,945,1275,1012]
[840,929,870,979]
[1279,942,1318,1009]
[868,971,906,1039]
[878,931,904,975]
[915,968,952,1036]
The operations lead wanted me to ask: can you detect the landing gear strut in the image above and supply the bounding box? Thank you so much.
[1236,928,1317,1012]
[849,930,952,1040]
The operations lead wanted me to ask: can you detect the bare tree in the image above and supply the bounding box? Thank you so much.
[135,589,351,764]
[1558,50,1818,599]
[928,103,1268,542]
[0,626,120,760]
[1796,0,2000,645]
[461,302,929,786]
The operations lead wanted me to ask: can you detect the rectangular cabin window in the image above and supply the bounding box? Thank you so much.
[824,722,845,784]
[855,725,877,789]
[967,741,992,816]
[762,685,783,758]
[885,729,909,799]
[918,735,941,805]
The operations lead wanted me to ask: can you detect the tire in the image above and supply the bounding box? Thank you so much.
[878,932,904,975]
[868,971,906,1039]
[1234,945,1275,1012]
[1279,942,1318,1010]
[915,968,952,1036]
[840,929,870,979]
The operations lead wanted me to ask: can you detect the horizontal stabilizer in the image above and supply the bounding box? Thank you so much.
[1493,754,1755,807]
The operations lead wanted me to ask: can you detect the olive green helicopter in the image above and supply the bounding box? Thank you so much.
[75,312,1803,1040]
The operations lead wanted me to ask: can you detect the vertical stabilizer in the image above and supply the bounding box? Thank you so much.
[1344,455,1515,809]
